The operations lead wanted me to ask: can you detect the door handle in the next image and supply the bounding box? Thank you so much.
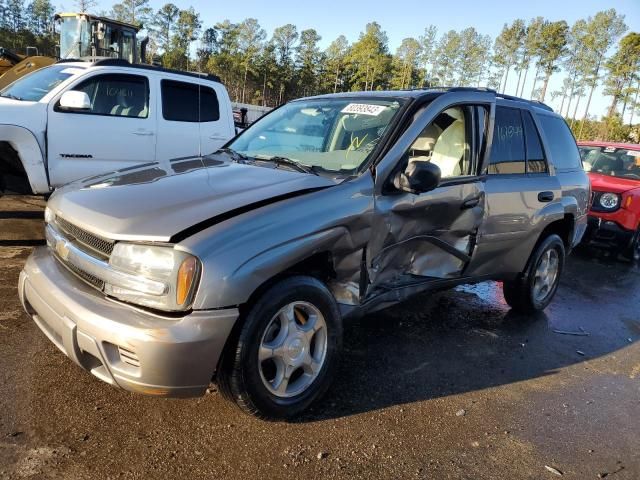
[209,135,226,140]
[132,131,154,136]
[538,191,554,203]
[461,196,481,209]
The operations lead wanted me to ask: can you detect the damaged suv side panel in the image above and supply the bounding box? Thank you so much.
[181,174,374,309]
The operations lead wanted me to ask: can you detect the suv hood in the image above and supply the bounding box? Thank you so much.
[589,172,640,194]
[48,157,336,242]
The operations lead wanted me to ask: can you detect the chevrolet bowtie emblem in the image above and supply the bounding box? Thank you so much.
[55,239,70,261]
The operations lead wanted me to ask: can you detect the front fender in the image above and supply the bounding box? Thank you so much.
[0,124,48,193]
[179,176,375,310]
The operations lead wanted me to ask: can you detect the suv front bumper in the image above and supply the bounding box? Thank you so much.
[19,247,238,397]
[583,215,634,250]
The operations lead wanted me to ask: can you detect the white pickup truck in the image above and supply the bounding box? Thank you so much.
[0,59,235,194]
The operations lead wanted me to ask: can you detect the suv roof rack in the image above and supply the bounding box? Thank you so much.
[447,86,497,93]
[89,58,222,83]
[496,92,554,112]
[412,86,555,112]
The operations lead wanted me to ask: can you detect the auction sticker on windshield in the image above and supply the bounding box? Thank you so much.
[341,103,387,116]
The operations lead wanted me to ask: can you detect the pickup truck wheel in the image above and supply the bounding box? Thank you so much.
[217,276,342,420]
[503,234,565,313]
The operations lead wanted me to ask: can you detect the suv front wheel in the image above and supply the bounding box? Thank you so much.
[218,276,342,420]
[503,234,565,313]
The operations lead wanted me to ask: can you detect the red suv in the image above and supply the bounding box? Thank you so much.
[579,141,640,261]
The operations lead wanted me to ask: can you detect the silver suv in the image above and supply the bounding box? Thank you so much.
[19,88,589,419]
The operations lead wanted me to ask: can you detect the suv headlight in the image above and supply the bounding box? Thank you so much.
[599,192,620,210]
[104,243,200,311]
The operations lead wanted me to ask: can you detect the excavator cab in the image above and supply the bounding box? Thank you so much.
[0,13,147,90]
[54,13,146,63]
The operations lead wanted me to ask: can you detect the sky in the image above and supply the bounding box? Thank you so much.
[89,0,640,118]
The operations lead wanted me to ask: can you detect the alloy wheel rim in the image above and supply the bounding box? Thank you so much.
[258,301,328,398]
[532,248,559,303]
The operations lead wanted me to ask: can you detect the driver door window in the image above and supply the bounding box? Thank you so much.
[406,106,473,179]
[62,74,149,118]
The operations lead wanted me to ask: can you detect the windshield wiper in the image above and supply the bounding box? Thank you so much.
[216,147,248,160]
[0,93,22,100]
[256,155,319,176]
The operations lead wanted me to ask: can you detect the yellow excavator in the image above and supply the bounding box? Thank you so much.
[0,48,56,90]
[0,12,147,90]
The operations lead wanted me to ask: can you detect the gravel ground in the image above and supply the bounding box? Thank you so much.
[0,195,639,479]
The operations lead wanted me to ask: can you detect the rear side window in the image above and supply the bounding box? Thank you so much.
[161,80,219,122]
[488,106,525,174]
[538,115,581,170]
[522,111,547,173]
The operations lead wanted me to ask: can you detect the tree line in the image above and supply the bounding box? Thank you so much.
[1,0,639,141]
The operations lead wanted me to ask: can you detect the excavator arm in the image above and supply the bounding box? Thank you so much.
[0,50,55,90]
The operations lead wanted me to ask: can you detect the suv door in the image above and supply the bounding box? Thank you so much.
[47,72,156,188]
[366,92,493,297]
[465,104,562,277]
[156,79,229,162]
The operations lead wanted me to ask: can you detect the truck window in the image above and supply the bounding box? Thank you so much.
[488,106,526,174]
[66,74,149,118]
[1,65,81,102]
[161,80,219,122]
[538,115,581,170]
[407,106,472,179]
[522,110,547,173]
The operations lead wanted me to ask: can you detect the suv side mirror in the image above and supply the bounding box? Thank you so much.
[59,91,91,111]
[394,160,441,194]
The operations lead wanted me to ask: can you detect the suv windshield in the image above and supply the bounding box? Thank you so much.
[0,65,83,102]
[579,145,640,181]
[228,98,405,174]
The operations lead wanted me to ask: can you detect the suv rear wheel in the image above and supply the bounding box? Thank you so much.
[503,234,565,313]
[217,276,342,420]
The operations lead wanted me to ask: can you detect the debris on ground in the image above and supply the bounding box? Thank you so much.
[456,409,466,417]
[471,328,499,339]
[544,465,563,476]
[552,329,589,336]
[317,452,328,460]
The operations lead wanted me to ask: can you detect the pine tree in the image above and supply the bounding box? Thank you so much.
[535,20,569,102]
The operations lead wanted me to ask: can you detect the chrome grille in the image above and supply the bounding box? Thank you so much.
[55,216,115,258]
[61,257,105,290]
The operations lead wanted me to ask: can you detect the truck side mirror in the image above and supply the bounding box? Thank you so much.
[59,91,91,111]
[394,160,441,194]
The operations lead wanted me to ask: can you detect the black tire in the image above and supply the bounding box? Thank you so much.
[503,234,565,313]
[217,276,342,420]
[621,227,640,264]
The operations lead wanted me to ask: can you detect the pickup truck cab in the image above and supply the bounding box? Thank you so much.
[0,58,235,194]
[20,88,589,419]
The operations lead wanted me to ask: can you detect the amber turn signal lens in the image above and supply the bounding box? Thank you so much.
[176,256,198,306]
